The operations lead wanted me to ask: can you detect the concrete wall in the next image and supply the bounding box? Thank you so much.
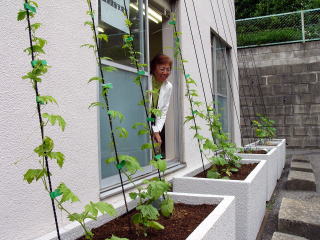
[238,41,320,148]
[0,0,238,239]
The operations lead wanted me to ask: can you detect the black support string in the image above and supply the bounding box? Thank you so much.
[205,0,244,145]
[170,3,206,173]
[24,1,61,239]
[217,0,261,144]
[238,52,260,143]
[208,0,263,145]
[183,0,219,145]
[87,0,129,213]
[122,0,163,181]
[225,0,268,116]
[248,48,267,115]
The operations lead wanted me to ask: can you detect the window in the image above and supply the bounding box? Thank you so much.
[211,33,232,134]
[98,0,181,193]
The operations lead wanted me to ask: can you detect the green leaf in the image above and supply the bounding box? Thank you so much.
[34,37,47,48]
[17,10,27,21]
[88,102,106,109]
[24,45,45,55]
[132,122,147,129]
[102,66,117,72]
[37,96,57,105]
[129,192,138,200]
[29,22,41,31]
[85,201,116,217]
[119,155,142,174]
[48,152,65,168]
[207,170,221,179]
[132,213,143,225]
[57,183,80,203]
[42,113,66,131]
[97,33,108,42]
[115,127,128,138]
[105,156,116,164]
[138,129,149,135]
[34,136,54,156]
[107,110,124,122]
[145,179,170,199]
[88,76,103,83]
[160,197,174,217]
[146,220,164,230]
[150,159,167,172]
[80,43,95,49]
[141,143,153,150]
[106,236,129,240]
[84,21,93,27]
[23,169,46,184]
[100,56,113,61]
[68,213,84,222]
[137,204,159,220]
[203,139,217,151]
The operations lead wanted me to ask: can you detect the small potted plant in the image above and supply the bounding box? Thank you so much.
[248,114,286,180]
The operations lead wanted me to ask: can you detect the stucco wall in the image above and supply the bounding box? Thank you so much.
[0,1,100,239]
[238,41,320,148]
[0,0,239,239]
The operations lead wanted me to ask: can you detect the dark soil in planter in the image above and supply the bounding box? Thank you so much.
[239,149,268,154]
[77,203,216,240]
[194,163,258,180]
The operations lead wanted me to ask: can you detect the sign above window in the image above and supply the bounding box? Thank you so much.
[101,0,130,33]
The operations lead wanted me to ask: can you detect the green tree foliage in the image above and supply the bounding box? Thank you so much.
[235,0,320,19]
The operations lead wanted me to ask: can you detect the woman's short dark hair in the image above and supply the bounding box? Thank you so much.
[150,54,172,74]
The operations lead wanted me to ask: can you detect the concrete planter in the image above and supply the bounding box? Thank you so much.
[36,193,236,240]
[246,139,286,179]
[173,160,267,240]
[237,146,277,201]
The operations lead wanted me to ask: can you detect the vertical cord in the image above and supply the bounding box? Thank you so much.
[207,0,243,144]
[183,0,219,144]
[122,0,162,180]
[24,1,61,239]
[238,51,259,143]
[87,0,129,213]
[225,0,268,126]
[169,2,206,173]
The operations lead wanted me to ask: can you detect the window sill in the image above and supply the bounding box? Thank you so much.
[99,162,186,200]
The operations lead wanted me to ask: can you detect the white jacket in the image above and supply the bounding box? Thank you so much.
[151,80,173,133]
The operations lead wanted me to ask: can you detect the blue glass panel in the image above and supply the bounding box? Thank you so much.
[100,69,150,180]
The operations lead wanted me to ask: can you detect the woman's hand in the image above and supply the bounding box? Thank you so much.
[153,132,162,144]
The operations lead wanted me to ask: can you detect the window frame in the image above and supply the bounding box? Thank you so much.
[97,0,183,197]
[211,31,234,139]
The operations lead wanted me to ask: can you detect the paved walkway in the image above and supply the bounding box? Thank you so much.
[257,149,320,240]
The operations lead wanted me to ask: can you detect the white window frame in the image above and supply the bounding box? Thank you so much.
[211,32,234,139]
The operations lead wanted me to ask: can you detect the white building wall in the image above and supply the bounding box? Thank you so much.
[0,0,239,239]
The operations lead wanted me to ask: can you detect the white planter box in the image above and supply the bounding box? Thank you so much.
[237,146,277,201]
[173,160,267,240]
[246,139,286,179]
[35,193,236,240]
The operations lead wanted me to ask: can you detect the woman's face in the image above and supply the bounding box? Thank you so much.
[154,63,171,83]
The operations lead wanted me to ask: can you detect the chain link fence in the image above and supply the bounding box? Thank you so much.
[236,8,320,48]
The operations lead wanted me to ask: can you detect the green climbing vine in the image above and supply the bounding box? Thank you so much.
[252,114,277,145]
[169,15,242,179]
[18,2,117,240]
[82,0,174,237]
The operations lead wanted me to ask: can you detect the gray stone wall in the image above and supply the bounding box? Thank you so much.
[238,41,320,148]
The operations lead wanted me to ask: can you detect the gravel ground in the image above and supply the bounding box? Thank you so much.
[257,149,320,240]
